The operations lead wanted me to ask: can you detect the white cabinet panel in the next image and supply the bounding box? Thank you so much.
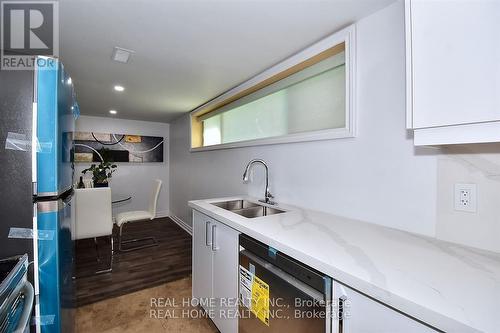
[407,0,500,144]
[409,0,500,128]
[192,210,239,333]
[334,283,438,333]
[192,210,214,311]
[212,221,240,333]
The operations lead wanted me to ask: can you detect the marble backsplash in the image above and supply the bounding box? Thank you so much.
[436,144,500,253]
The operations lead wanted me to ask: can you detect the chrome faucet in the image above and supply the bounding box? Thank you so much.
[242,159,275,205]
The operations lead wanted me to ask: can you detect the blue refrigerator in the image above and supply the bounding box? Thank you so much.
[0,56,79,333]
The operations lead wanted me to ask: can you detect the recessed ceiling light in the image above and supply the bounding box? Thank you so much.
[114,85,125,92]
[111,47,135,64]
[109,110,117,115]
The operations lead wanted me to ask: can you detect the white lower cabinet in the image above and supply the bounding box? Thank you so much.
[192,210,239,333]
[193,208,439,332]
[192,210,213,308]
[333,282,438,333]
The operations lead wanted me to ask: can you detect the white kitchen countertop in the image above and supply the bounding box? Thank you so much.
[189,196,500,333]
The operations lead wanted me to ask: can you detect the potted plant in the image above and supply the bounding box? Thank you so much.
[82,148,117,187]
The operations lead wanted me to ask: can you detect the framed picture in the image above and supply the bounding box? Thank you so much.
[74,132,164,163]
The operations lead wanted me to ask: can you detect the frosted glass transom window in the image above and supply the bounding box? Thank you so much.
[201,53,345,146]
[190,30,355,150]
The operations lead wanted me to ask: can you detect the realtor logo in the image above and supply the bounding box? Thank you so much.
[1,1,59,70]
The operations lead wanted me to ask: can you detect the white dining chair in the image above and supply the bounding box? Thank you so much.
[115,179,162,252]
[74,187,114,274]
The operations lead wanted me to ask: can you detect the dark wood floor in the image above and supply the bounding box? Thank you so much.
[74,217,192,307]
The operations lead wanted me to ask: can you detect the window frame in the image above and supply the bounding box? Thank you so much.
[190,24,356,152]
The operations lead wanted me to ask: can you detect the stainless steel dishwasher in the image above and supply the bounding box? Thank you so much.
[239,234,332,333]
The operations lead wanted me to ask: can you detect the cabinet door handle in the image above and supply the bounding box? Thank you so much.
[338,296,346,333]
[211,224,218,251]
[205,221,212,246]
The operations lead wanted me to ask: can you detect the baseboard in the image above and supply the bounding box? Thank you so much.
[155,210,170,219]
[169,215,193,236]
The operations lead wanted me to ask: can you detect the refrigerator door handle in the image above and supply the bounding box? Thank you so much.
[31,101,38,197]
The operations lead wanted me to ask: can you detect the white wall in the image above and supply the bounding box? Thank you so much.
[169,1,500,253]
[170,1,438,236]
[76,116,170,217]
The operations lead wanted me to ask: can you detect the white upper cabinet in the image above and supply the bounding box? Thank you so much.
[406,0,500,145]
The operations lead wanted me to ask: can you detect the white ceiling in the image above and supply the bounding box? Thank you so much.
[59,0,395,123]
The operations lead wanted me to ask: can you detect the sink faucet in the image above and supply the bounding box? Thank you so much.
[242,159,275,205]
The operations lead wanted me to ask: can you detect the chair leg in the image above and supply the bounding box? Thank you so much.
[118,222,158,252]
[95,235,113,275]
[119,224,123,252]
[94,237,101,263]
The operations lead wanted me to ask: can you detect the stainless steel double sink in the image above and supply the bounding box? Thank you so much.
[211,199,285,218]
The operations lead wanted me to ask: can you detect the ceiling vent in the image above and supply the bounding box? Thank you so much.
[111,47,135,63]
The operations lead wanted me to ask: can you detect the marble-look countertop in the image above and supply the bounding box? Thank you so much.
[189,196,500,333]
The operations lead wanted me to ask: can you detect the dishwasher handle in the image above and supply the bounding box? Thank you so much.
[241,250,327,304]
[338,296,346,333]
[335,284,348,333]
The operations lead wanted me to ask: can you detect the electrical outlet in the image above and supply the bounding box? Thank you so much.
[454,183,477,213]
